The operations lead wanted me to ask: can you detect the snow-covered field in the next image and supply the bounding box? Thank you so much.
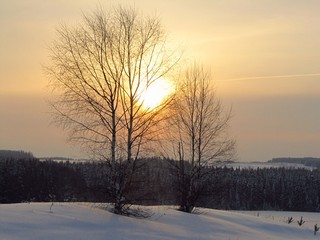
[227,162,316,170]
[0,203,319,240]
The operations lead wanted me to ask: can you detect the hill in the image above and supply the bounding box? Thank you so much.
[0,203,317,240]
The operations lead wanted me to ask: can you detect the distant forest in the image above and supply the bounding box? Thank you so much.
[1,152,320,212]
[0,150,34,160]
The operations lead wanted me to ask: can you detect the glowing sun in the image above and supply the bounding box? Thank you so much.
[138,78,174,110]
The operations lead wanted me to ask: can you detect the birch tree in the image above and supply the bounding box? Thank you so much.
[46,6,178,214]
[170,64,235,213]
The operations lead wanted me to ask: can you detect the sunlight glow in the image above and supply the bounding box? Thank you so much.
[138,78,174,110]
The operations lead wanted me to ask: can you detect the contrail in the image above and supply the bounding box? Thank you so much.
[216,73,320,82]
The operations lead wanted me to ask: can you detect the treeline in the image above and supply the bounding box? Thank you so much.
[1,157,320,212]
[0,158,86,203]
[206,167,320,212]
[0,150,34,160]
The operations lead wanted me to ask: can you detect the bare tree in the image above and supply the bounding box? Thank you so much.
[45,6,178,214]
[168,64,235,213]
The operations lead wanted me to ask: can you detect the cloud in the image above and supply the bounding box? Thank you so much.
[217,73,320,82]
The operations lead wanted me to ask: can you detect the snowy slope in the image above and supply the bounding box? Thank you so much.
[0,203,318,240]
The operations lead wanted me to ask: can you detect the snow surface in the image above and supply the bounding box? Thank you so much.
[227,162,315,170]
[0,203,319,240]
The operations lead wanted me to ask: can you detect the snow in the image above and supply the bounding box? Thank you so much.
[227,162,316,170]
[238,211,320,230]
[0,203,319,240]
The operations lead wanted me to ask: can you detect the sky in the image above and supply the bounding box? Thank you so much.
[0,0,319,161]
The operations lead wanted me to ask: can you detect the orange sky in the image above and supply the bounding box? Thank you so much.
[1,0,319,161]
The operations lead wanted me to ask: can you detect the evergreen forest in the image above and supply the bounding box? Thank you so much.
[1,156,319,212]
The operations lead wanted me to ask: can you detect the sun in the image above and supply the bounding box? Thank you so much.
[138,78,174,110]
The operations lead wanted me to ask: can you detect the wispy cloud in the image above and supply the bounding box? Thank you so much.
[217,73,320,82]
